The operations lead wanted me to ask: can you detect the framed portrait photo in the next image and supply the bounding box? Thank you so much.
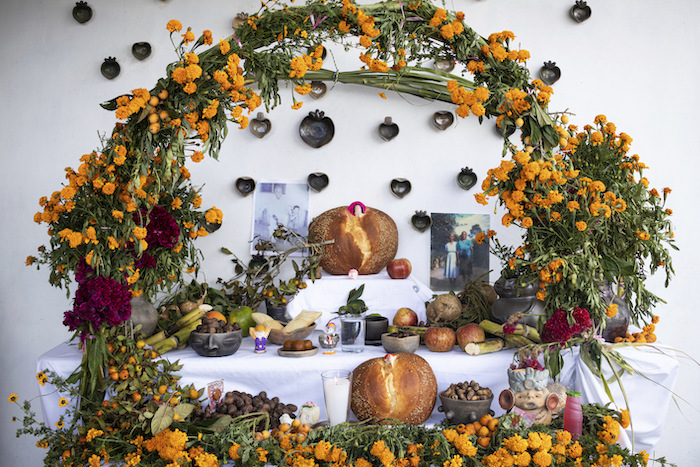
[429,213,490,292]
[251,180,310,254]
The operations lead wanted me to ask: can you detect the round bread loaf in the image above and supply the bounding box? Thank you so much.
[351,353,437,425]
[308,204,398,275]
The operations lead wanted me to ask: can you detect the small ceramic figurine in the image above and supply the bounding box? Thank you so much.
[499,366,560,426]
[250,324,271,353]
[319,323,339,350]
[298,401,321,426]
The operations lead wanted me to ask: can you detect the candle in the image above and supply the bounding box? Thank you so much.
[321,369,352,427]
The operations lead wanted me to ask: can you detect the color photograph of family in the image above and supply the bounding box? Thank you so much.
[429,213,490,291]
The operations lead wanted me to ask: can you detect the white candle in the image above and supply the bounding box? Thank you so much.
[321,370,351,427]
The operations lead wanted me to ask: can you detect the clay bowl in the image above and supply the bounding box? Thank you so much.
[381,332,420,353]
[189,329,242,357]
[438,392,494,425]
[268,324,317,345]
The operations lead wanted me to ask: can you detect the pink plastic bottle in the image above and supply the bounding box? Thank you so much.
[563,391,583,439]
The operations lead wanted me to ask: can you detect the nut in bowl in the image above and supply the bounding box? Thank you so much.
[381,331,420,354]
[438,381,494,425]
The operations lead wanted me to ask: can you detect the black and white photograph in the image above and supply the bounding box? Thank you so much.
[251,181,310,253]
[429,213,490,292]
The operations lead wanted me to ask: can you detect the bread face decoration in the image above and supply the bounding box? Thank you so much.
[308,203,398,275]
[350,353,437,425]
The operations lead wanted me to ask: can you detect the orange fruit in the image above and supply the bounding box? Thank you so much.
[487,418,499,432]
[157,89,169,100]
[132,392,142,402]
[189,388,200,399]
[480,414,492,426]
[477,426,490,438]
[148,96,159,107]
[119,369,129,380]
[206,310,227,322]
[136,340,146,349]
[477,437,490,448]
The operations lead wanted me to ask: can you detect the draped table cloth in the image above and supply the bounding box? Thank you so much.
[37,274,679,453]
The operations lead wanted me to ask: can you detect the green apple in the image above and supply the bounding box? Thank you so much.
[228,305,255,337]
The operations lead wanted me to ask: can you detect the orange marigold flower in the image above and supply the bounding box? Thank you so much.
[166,20,182,32]
[576,221,587,231]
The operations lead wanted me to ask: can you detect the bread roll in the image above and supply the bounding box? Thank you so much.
[308,204,398,275]
[351,353,437,425]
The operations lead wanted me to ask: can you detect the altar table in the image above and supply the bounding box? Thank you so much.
[36,275,679,454]
[38,333,678,453]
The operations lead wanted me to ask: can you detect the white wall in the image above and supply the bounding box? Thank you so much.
[1,0,697,465]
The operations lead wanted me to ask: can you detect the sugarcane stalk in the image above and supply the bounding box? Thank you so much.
[479,319,541,343]
[464,338,504,356]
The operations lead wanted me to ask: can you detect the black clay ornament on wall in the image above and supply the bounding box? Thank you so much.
[235,177,256,196]
[131,42,152,60]
[411,211,432,233]
[101,57,120,79]
[495,122,516,138]
[307,173,329,192]
[390,178,412,198]
[378,117,399,141]
[432,111,454,131]
[570,1,592,23]
[457,167,478,191]
[249,113,272,138]
[72,2,93,24]
[299,110,334,148]
[309,81,327,99]
[539,61,561,85]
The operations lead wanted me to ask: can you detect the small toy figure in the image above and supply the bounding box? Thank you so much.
[250,324,271,353]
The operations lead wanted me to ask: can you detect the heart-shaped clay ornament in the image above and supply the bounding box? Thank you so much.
[432,111,454,131]
[390,178,412,199]
[131,42,152,60]
[570,1,592,22]
[101,57,120,80]
[250,113,272,138]
[72,1,93,23]
[299,110,334,148]
[378,117,399,141]
[307,173,329,192]
[235,177,256,196]
[411,211,432,233]
[539,61,561,85]
[434,58,455,72]
[457,167,478,191]
[309,81,327,99]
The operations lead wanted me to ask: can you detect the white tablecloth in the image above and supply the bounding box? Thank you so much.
[37,336,678,453]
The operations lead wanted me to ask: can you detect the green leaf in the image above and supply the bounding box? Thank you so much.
[151,404,175,435]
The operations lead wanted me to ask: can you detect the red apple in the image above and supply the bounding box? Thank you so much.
[393,307,418,326]
[423,326,456,352]
[456,323,486,350]
[387,258,412,279]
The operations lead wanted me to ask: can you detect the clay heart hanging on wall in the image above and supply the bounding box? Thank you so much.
[299,110,334,148]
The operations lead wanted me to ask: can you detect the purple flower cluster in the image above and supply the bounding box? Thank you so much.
[63,276,132,340]
[141,205,180,249]
[541,307,593,344]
